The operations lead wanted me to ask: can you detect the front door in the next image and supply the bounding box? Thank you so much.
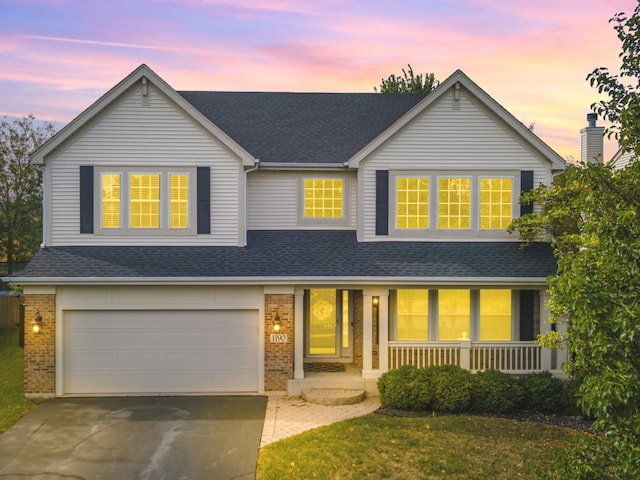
[305,289,353,362]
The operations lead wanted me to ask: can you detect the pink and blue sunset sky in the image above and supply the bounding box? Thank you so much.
[1,0,636,161]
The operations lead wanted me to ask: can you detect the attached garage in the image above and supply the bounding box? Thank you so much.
[63,309,259,395]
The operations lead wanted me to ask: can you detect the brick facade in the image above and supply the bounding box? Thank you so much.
[264,294,294,391]
[352,290,363,369]
[23,294,56,396]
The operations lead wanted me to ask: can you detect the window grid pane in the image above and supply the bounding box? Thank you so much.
[480,177,513,229]
[396,289,429,340]
[438,289,470,340]
[479,289,512,340]
[101,173,121,229]
[169,174,189,229]
[130,174,160,228]
[438,178,471,229]
[304,179,343,218]
[396,177,429,229]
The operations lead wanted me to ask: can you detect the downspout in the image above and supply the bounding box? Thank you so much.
[244,159,261,246]
[32,158,46,249]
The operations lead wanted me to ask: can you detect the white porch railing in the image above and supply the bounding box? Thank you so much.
[388,341,543,374]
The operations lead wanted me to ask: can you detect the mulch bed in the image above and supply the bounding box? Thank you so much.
[375,407,595,432]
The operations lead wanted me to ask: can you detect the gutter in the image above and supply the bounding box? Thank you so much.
[258,162,350,169]
[243,160,261,246]
[5,276,552,287]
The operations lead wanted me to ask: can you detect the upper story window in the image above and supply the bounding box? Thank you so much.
[438,177,471,229]
[299,175,350,227]
[396,177,429,229]
[389,171,516,237]
[129,173,160,228]
[304,179,343,219]
[479,177,513,229]
[97,168,195,235]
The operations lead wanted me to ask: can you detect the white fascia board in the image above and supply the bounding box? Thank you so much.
[348,69,567,171]
[30,64,256,167]
[7,276,551,287]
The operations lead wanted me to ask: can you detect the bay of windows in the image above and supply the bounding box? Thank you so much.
[393,173,515,233]
[99,169,192,232]
[391,288,513,341]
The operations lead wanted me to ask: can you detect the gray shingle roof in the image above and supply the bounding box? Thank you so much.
[178,92,426,164]
[13,231,556,282]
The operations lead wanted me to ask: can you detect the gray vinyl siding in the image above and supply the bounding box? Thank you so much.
[46,83,243,246]
[610,150,635,170]
[359,89,553,241]
[247,170,357,229]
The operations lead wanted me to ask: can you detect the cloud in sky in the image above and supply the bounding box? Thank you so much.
[1,0,636,160]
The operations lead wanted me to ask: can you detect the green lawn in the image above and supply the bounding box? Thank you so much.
[257,413,582,479]
[0,328,46,434]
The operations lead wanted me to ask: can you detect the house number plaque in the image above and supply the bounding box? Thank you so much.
[270,334,288,343]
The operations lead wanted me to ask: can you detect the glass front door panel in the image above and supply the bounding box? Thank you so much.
[342,292,349,349]
[309,289,337,355]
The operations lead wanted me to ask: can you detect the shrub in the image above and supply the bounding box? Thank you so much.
[471,369,525,414]
[561,378,585,417]
[520,372,566,413]
[550,432,640,479]
[429,365,473,413]
[377,365,433,411]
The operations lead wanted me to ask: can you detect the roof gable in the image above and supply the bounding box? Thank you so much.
[30,64,255,166]
[348,70,567,170]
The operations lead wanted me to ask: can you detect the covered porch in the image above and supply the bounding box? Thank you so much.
[287,287,568,396]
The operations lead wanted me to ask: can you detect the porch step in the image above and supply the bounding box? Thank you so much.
[302,388,366,406]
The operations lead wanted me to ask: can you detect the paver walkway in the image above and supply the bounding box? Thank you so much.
[260,395,381,447]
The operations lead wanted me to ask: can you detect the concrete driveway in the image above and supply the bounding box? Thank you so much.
[0,396,267,480]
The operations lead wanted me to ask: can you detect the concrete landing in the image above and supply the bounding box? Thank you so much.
[302,388,366,406]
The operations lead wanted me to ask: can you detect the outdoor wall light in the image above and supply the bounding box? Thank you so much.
[372,297,379,306]
[273,308,281,332]
[32,309,43,334]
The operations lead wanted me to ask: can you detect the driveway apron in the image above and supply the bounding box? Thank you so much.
[0,396,267,480]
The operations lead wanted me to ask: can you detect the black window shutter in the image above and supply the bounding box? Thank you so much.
[520,170,534,216]
[79,166,94,234]
[376,170,389,236]
[519,290,535,341]
[197,167,211,234]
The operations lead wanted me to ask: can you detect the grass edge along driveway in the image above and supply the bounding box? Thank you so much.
[0,329,47,434]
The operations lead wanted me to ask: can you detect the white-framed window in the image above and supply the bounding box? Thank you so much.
[390,171,517,237]
[97,167,195,235]
[390,288,517,342]
[299,175,350,226]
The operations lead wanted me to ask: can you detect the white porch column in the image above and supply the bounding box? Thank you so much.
[540,290,553,371]
[378,293,389,373]
[294,287,305,379]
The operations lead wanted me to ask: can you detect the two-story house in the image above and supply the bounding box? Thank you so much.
[9,64,567,398]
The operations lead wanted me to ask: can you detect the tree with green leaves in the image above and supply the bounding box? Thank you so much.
[375,64,439,94]
[587,3,640,158]
[508,4,640,476]
[0,115,55,275]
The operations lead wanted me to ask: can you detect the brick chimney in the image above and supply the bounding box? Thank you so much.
[580,113,605,163]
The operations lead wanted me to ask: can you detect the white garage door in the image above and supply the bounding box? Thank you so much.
[63,310,259,395]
